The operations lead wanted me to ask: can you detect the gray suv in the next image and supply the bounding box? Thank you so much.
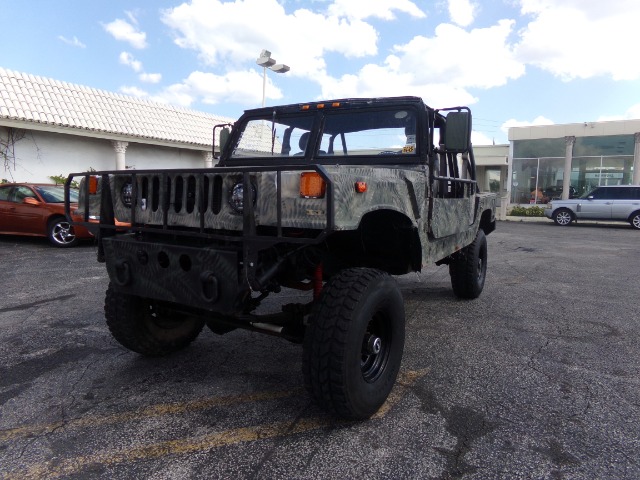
[544,185,640,229]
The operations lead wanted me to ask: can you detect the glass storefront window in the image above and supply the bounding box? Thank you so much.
[486,168,501,193]
[512,135,636,204]
[511,157,565,204]
[571,155,634,196]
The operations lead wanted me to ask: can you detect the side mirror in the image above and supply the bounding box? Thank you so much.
[213,124,232,160]
[444,110,471,153]
[220,127,230,152]
[23,197,40,205]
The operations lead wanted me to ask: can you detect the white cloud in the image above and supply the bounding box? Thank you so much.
[58,35,86,48]
[448,0,477,27]
[120,86,148,97]
[317,19,523,106]
[598,103,640,122]
[327,0,426,21]
[394,21,524,89]
[119,52,143,72]
[515,0,640,80]
[103,18,148,49]
[139,72,162,83]
[151,83,196,107]
[125,10,139,25]
[501,115,554,135]
[471,130,494,146]
[158,1,527,110]
[161,0,379,78]
[153,69,276,107]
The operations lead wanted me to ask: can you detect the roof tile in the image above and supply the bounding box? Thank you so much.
[1,67,231,147]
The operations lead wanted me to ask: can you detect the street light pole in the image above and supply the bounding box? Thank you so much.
[256,49,290,107]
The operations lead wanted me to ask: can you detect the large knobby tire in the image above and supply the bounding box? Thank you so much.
[553,208,573,226]
[302,268,405,420]
[449,229,487,299]
[47,216,79,247]
[104,283,205,356]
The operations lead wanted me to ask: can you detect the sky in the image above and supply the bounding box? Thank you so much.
[2,0,640,145]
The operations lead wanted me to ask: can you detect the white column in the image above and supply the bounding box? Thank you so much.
[563,136,575,199]
[634,133,640,185]
[203,150,214,168]
[112,141,129,170]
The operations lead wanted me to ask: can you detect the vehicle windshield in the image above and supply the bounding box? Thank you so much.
[230,106,418,159]
[35,185,79,203]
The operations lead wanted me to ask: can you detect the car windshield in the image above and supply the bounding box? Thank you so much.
[34,185,79,203]
[230,106,418,159]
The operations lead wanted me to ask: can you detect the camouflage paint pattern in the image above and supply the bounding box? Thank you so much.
[72,163,496,269]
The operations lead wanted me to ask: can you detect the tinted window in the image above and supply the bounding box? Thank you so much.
[14,186,36,202]
[588,188,615,200]
[611,187,632,199]
[0,186,11,201]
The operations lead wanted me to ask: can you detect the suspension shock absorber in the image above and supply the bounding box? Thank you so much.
[313,263,323,300]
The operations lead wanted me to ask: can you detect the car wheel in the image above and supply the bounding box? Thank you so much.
[47,216,79,247]
[630,212,640,230]
[553,208,573,226]
[302,268,405,420]
[449,229,487,299]
[104,283,205,356]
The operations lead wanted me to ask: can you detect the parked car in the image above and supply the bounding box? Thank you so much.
[0,183,93,247]
[544,185,640,229]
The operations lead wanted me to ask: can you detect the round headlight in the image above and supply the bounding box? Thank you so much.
[229,182,256,213]
[121,182,132,207]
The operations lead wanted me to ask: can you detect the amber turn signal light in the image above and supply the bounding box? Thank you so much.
[88,175,99,194]
[300,172,326,198]
[355,181,367,193]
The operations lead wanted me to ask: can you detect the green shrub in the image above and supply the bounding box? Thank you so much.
[49,174,79,189]
[509,205,546,217]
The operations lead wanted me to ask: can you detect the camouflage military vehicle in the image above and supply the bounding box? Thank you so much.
[66,96,496,420]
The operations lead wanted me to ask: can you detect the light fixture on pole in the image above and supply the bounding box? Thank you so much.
[256,49,290,107]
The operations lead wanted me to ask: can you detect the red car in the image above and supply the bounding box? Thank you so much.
[0,183,93,247]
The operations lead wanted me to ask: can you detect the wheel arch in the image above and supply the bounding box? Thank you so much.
[351,208,421,274]
[45,213,67,234]
[479,208,496,235]
[628,209,640,228]
[553,207,575,220]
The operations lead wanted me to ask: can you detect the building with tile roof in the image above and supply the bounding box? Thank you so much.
[0,67,233,183]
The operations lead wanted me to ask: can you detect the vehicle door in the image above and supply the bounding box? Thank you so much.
[611,187,640,220]
[429,110,476,238]
[7,186,45,235]
[576,187,613,220]
[0,185,15,232]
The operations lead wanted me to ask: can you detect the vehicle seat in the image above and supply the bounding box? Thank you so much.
[294,132,310,156]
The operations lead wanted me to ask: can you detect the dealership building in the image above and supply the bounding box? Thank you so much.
[508,121,640,205]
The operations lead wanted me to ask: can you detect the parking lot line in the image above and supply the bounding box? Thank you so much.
[0,388,304,442]
[5,369,428,479]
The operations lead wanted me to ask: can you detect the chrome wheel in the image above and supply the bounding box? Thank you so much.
[554,209,572,226]
[48,218,78,247]
[631,213,640,230]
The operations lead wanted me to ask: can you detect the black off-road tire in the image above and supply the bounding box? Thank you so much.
[302,268,405,420]
[105,283,205,356]
[449,229,487,299]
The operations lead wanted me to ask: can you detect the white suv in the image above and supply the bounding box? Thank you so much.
[544,185,640,229]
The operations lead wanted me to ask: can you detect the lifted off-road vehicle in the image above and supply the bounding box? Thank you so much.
[66,96,496,419]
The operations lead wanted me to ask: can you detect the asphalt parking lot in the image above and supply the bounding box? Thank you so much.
[1,221,639,479]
